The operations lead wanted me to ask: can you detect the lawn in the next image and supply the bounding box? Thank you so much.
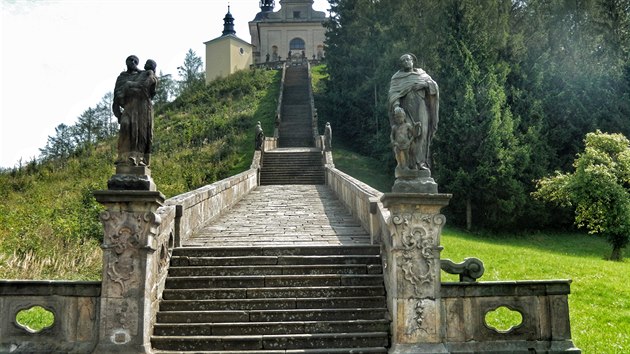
[440,227,630,354]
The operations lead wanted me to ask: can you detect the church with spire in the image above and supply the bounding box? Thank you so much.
[204,0,327,83]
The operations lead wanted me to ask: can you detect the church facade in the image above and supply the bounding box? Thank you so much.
[249,0,327,64]
[204,0,327,83]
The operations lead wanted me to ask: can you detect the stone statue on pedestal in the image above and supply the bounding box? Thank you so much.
[108,55,158,191]
[255,121,264,151]
[324,122,332,151]
[388,53,439,193]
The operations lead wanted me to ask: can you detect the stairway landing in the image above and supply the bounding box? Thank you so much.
[185,185,371,247]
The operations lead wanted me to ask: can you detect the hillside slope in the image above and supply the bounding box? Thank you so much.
[0,69,280,280]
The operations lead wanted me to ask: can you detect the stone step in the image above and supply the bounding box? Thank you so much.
[153,319,390,336]
[159,296,387,311]
[164,274,385,289]
[172,245,380,257]
[156,308,389,323]
[259,177,325,185]
[171,255,381,267]
[154,348,387,354]
[151,332,389,351]
[162,285,385,300]
[167,264,382,276]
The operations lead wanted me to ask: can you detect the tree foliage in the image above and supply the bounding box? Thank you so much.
[533,131,630,260]
[321,0,630,231]
[177,48,205,94]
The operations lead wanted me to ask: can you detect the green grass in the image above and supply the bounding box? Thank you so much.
[332,146,394,193]
[441,227,630,354]
[15,306,55,333]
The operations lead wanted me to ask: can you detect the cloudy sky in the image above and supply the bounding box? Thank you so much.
[0,0,329,168]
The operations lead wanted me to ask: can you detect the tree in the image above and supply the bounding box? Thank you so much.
[177,49,204,93]
[155,71,176,107]
[40,123,76,161]
[533,131,630,260]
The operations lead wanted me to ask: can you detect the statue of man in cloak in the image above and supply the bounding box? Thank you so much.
[388,53,439,173]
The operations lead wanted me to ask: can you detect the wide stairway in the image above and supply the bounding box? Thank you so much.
[151,186,390,353]
[259,148,325,185]
[279,65,313,148]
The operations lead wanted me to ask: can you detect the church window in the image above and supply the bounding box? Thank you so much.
[293,11,301,18]
[289,38,305,50]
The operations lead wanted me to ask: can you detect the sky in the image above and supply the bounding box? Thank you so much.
[0,0,329,168]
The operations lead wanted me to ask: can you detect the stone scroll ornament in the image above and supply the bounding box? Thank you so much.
[112,55,158,167]
[100,210,161,297]
[390,212,445,298]
[388,53,439,193]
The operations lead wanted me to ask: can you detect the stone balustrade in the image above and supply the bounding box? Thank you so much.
[164,166,258,247]
[0,280,101,353]
[441,280,579,353]
[323,163,579,352]
[324,162,384,244]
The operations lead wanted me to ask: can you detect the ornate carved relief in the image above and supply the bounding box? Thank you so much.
[412,299,427,334]
[100,210,160,296]
[391,213,445,298]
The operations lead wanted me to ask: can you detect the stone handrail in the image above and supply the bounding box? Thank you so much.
[0,280,101,353]
[164,166,259,247]
[324,162,385,244]
[274,63,287,138]
[306,61,319,146]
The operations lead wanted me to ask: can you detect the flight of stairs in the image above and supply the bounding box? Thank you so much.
[259,150,325,185]
[151,245,390,353]
[279,66,313,147]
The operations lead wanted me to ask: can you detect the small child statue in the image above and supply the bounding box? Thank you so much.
[390,108,420,171]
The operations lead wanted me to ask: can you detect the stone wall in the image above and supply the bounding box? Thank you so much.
[324,164,384,244]
[441,280,580,353]
[0,280,101,353]
[164,166,258,247]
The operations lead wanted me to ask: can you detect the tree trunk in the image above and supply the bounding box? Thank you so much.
[610,245,623,261]
[466,198,472,231]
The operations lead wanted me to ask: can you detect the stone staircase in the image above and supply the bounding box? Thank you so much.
[259,148,325,185]
[151,245,389,353]
[279,66,313,147]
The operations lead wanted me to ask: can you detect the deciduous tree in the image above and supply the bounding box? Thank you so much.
[533,131,630,260]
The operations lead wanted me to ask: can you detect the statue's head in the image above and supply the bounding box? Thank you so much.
[126,55,139,71]
[394,108,406,123]
[144,59,157,72]
[399,53,417,70]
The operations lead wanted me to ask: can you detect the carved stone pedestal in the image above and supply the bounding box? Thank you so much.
[93,190,164,354]
[380,193,451,354]
[393,169,438,194]
[107,165,156,191]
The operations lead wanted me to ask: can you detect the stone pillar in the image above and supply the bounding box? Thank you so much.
[380,193,451,354]
[93,190,164,353]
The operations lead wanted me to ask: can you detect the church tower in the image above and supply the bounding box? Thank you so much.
[249,0,327,64]
[204,6,253,83]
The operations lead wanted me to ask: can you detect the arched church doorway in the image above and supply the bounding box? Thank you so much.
[289,38,305,59]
